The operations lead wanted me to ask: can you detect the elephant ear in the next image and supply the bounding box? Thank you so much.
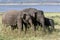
[37,10,44,17]
[21,11,26,18]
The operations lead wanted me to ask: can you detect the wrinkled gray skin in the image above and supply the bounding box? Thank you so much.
[36,17,55,32]
[17,11,32,33]
[2,10,19,30]
[23,8,45,32]
[36,10,45,31]
[44,18,54,32]
[2,10,32,31]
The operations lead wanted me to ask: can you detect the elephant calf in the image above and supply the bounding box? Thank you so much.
[44,17,54,32]
[36,17,54,32]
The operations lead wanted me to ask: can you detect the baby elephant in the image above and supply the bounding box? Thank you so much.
[44,17,54,32]
[36,17,54,32]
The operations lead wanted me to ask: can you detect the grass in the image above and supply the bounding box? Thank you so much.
[0,12,60,40]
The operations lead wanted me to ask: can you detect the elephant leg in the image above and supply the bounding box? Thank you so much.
[49,20,55,31]
[25,25,27,34]
[24,22,27,34]
[27,22,31,29]
[34,25,36,31]
[17,18,22,31]
[14,23,18,29]
[14,24,18,29]
[51,23,54,31]
[21,20,24,31]
[36,21,41,30]
[40,20,46,32]
[27,19,33,29]
[33,24,37,37]
[46,26,51,32]
[11,25,15,30]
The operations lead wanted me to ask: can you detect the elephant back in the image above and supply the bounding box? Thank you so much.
[22,8,38,17]
[2,10,19,25]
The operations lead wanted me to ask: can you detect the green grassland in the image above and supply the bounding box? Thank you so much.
[0,12,60,40]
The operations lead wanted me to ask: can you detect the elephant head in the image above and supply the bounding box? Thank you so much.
[17,11,32,33]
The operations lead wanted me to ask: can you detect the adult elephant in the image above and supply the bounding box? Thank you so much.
[23,8,46,32]
[2,10,32,32]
